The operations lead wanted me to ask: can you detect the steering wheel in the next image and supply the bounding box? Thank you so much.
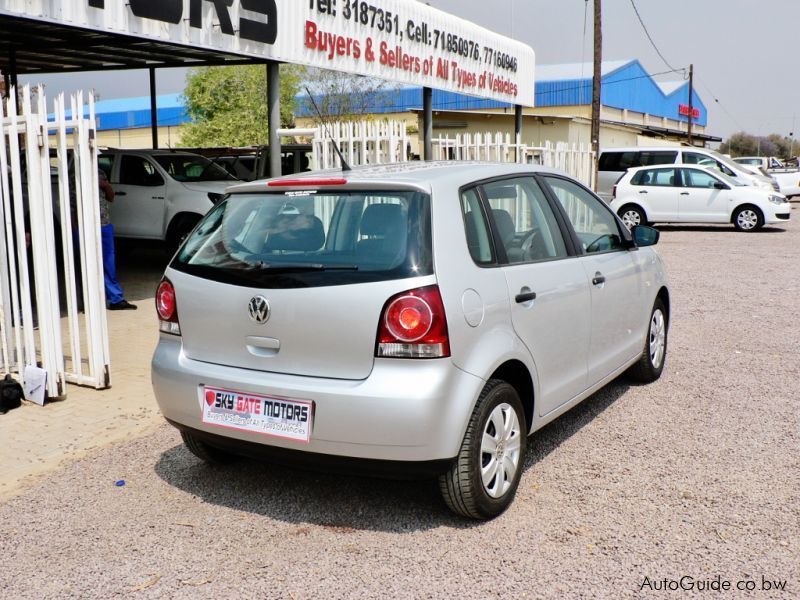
[520,229,541,258]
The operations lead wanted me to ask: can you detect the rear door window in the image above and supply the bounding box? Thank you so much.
[631,168,677,187]
[172,190,431,288]
[479,177,568,264]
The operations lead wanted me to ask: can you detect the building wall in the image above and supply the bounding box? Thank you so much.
[96,125,185,149]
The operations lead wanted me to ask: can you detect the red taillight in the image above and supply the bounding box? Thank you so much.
[377,285,450,358]
[156,278,180,335]
[612,184,617,199]
[268,178,347,187]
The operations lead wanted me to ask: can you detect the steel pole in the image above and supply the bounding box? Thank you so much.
[514,105,523,162]
[423,87,433,161]
[149,67,158,149]
[267,61,281,178]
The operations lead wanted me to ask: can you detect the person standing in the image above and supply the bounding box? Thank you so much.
[99,170,136,310]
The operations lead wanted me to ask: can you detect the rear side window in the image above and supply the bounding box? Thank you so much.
[599,151,636,172]
[480,177,568,263]
[172,190,431,288]
[599,150,677,171]
[460,188,493,264]
[631,168,677,187]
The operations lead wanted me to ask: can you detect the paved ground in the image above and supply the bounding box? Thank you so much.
[0,217,798,599]
[0,247,166,500]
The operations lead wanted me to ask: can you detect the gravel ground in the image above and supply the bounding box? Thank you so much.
[1,216,798,599]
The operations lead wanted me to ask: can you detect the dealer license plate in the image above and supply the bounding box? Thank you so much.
[201,386,313,443]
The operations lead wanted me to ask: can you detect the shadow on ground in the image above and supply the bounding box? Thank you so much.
[655,224,787,234]
[154,380,630,532]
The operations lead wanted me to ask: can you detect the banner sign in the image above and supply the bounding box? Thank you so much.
[0,1,535,106]
[678,104,700,119]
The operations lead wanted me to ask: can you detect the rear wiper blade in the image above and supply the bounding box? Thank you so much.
[249,262,359,272]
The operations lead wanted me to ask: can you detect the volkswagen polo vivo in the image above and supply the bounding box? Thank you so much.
[152,163,670,519]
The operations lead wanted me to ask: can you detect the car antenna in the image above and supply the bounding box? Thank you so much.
[304,86,351,172]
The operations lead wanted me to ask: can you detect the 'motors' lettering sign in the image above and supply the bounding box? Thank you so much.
[88,0,278,44]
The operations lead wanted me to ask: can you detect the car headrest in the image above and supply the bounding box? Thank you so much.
[360,203,405,237]
[264,214,325,252]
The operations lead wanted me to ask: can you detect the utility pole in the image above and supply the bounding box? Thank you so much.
[687,63,694,146]
[590,0,602,190]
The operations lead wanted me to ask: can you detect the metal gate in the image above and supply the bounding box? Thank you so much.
[0,86,110,398]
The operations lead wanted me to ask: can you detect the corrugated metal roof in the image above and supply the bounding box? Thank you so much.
[535,60,633,81]
[79,60,707,131]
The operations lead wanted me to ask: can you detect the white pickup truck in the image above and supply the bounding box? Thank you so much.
[733,156,800,198]
[99,149,237,249]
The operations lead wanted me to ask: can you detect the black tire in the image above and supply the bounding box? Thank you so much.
[627,297,668,383]
[181,431,238,464]
[439,379,527,520]
[167,214,202,252]
[617,204,647,230]
[732,205,764,231]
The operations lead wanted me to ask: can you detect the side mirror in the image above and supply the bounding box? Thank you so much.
[632,225,659,247]
[713,182,727,190]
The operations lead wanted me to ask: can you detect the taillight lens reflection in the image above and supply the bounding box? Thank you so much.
[156,278,181,336]
[377,285,449,358]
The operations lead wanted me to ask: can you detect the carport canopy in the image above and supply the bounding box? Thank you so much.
[0,1,536,171]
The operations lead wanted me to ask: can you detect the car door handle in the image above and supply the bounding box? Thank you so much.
[592,273,606,286]
[680,192,690,195]
[515,291,537,303]
[115,191,127,196]
[639,190,648,194]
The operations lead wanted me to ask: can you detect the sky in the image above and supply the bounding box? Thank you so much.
[20,0,800,141]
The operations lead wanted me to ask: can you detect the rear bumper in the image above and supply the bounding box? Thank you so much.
[151,337,484,463]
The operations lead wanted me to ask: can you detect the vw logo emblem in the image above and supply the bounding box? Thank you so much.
[248,296,270,324]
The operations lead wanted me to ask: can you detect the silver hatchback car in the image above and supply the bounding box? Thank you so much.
[152,162,670,519]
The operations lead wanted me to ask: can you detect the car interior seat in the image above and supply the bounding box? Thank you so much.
[262,214,325,253]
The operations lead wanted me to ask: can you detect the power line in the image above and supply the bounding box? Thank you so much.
[628,0,680,74]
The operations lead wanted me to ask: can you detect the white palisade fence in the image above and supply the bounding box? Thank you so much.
[313,120,409,169]
[432,133,596,188]
[0,86,110,399]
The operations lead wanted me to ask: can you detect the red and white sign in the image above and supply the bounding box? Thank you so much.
[0,0,536,106]
[201,386,313,443]
[679,104,701,119]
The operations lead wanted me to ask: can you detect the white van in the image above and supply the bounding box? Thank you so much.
[597,146,779,202]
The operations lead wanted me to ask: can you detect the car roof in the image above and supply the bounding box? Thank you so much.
[622,164,720,177]
[227,162,566,194]
[100,148,205,157]
[599,146,691,153]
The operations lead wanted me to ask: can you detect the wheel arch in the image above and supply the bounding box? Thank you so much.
[617,202,648,222]
[166,211,204,243]
[656,286,670,328]
[730,203,763,223]
[488,360,534,433]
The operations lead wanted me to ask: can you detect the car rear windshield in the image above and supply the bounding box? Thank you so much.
[153,154,237,182]
[171,190,432,288]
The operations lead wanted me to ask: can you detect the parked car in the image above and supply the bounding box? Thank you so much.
[151,163,670,519]
[98,149,238,249]
[733,156,800,199]
[177,145,314,181]
[597,146,779,202]
[611,164,791,231]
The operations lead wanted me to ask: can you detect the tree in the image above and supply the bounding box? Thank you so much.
[181,64,301,147]
[720,131,793,158]
[299,67,397,126]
